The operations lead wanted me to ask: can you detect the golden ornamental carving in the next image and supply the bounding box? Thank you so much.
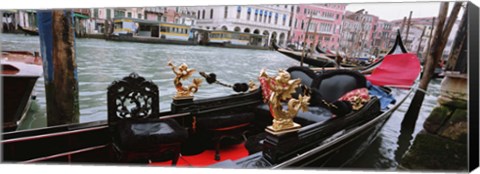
[248,80,258,92]
[259,69,310,133]
[168,61,203,99]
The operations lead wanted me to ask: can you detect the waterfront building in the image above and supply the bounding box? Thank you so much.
[289,4,347,51]
[1,10,37,32]
[189,5,292,46]
[340,10,379,57]
[73,9,91,36]
[370,19,393,55]
[161,7,197,26]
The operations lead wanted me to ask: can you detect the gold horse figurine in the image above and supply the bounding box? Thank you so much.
[168,61,203,99]
[259,69,310,133]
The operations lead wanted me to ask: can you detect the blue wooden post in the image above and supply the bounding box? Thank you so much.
[37,10,79,126]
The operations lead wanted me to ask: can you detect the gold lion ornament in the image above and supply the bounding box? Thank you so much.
[168,61,203,99]
[259,69,310,132]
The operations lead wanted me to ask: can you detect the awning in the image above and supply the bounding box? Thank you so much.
[74,13,89,19]
[2,10,17,14]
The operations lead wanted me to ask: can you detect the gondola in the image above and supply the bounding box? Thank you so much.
[17,24,39,36]
[358,30,408,74]
[272,42,337,68]
[310,30,408,74]
[2,48,421,169]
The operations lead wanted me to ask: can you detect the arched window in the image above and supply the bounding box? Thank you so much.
[202,10,205,19]
[247,8,251,20]
[197,10,200,19]
[210,9,214,19]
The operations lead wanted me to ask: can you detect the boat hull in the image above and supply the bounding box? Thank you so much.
[272,42,336,68]
[2,75,39,132]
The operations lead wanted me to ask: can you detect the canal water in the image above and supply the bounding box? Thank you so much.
[1,33,442,169]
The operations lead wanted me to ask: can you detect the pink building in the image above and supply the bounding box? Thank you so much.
[289,4,346,50]
[340,10,380,56]
[372,19,393,51]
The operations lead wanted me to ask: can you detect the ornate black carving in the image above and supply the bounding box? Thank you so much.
[107,73,159,126]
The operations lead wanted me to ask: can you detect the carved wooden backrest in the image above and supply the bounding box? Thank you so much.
[107,73,159,128]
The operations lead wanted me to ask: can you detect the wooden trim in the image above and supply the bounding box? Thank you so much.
[20,144,108,163]
[2,126,108,144]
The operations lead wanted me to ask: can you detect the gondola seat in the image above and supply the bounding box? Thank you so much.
[310,69,367,104]
[107,73,188,165]
[196,112,255,161]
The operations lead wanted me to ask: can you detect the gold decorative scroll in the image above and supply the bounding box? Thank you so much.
[168,61,203,99]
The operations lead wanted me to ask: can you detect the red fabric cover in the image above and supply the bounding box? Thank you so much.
[259,76,272,103]
[366,53,421,87]
[338,88,370,110]
[149,143,248,167]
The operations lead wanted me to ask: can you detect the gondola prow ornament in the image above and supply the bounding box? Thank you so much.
[168,61,203,99]
[259,69,310,133]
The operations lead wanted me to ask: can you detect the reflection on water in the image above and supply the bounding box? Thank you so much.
[347,80,441,169]
[1,33,441,169]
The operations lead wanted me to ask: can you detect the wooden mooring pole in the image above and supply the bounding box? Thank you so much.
[405,11,413,48]
[37,10,80,126]
[402,2,463,130]
[300,13,313,67]
[416,26,426,58]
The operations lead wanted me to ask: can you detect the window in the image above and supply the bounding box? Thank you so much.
[127,12,132,18]
[263,11,267,23]
[268,16,272,23]
[202,10,205,19]
[107,9,111,19]
[210,9,214,19]
[224,6,228,18]
[237,6,241,19]
[283,14,286,26]
[114,10,125,18]
[138,13,142,19]
[197,10,200,19]
[297,7,300,13]
[247,8,251,20]
[274,13,278,25]
[301,20,304,30]
[254,9,258,21]
[258,10,262,22]
[94,9,99,18]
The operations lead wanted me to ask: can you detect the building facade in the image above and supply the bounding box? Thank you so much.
[340,10,379,57]
[190,5,292,46]
[289,4,347,51]
[371,19,393,54]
